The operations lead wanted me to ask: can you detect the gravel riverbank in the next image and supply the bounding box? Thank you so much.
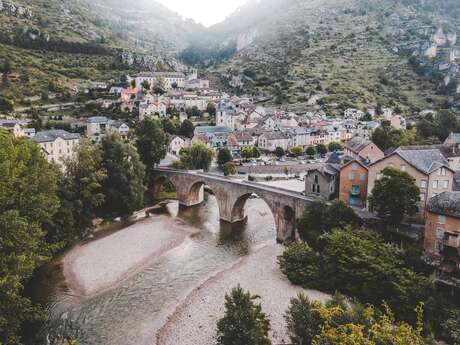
[63,214,196,297]
[157,244,330,345]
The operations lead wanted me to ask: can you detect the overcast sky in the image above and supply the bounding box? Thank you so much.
[156,0,249,27]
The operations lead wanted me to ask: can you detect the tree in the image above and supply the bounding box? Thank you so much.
[252,146,261,158]
[161,118,178,135]
[369,167,420,225]
[100,134,146,217]
[0,97,14,113]
[152,78,166,95]
[171,82,178,89]
[49,140,105,245]
[207,102,216,117]
[135,119,167,183]
[416,110,460,142]
[274,146,285,158]
[179,141,213,171]
[241,146,256,159]
[316,144,327,156]
[223,162,237,176]
[179,119,195,138]
[306,146,316,157]
[297,200,358,248]
[285,293,323,345]
[290,146,303,157]
[217,148,233,167]
[216,285,271,345]
[327,142,342,152]
[0,130,59,345]
[140,80,151,91]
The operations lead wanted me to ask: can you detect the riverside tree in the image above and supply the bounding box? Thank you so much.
[274,146,285,158]
[135,119,167,183]
[217,147,233,167]
[49,140,105,245]
[0,129,59,344]
[369,167,420,226]
[216,286,271,345]
[100,133,146,217]
[179,119,195,138]
[179,141,213,171]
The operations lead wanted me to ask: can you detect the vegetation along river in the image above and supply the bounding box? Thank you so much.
[37,193,277,345]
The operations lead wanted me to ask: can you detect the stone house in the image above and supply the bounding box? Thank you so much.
[169,136,189,155]
[258,132,291,151]
[344,136,384,163]
[0,120,24,137]
[424,192,460,282]
[367,148,454,221]
[339,159,369,208]
[305,164,340,200]
[33,130,80,165]
[86,116,130,143]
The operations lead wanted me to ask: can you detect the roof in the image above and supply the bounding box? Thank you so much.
[33,130,80,143]
[345,136,372,153]
[194,126,234,135]
[235,131,254,142]
[326,151,342,164]
[0,120,21,128]
[87,116,109,124]
[394,148,451,174]
[307,163,340,177]
[427,192,460,218]
[399,144,460,159]
[260,132,289,140]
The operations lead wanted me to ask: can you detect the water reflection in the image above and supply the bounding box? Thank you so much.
[42,193,275,345]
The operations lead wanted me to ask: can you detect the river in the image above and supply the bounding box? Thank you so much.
[39,193,278,345]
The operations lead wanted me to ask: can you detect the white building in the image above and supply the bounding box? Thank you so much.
[0,120,24,137]
[135,72,186,91]
[139,102,168,120]
[258,132,291,151]
[33,130,80,165]
[169,135,190,155]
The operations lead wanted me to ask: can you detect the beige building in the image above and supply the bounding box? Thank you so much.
[258,132,291,151]
[169,136,190,155]
[0,120,25,137]
[368,148,454,221]
[33,130,81,165]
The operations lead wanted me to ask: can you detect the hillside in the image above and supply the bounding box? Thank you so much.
[203,0,460,113]
[0,0,204,104]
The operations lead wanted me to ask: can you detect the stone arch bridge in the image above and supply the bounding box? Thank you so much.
[152,168,317,244]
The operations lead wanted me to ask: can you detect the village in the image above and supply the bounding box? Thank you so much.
[1,67,460,292]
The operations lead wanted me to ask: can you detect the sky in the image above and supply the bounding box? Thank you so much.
[156,0,249,27]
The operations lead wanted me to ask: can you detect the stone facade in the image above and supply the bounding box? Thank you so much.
[305,164,339,201]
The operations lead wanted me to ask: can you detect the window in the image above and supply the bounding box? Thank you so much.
[377,173,382,180]
[348,172,354,180]
[352,163,358,171]
[432,180,438,189]
[438,168,447,176]
[442,180,449,189]
[420,180,428,188]
[438,215,446,224]
[359,173,366,181]
[420,193,426,201]
[436,228,445,238]
[400,165,406,172]
[436,241,444,254]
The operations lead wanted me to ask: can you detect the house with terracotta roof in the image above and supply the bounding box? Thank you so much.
[344,136,384,163]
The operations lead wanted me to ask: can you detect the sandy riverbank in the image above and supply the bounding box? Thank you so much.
[157,244,330,345]
[63,214,196,297]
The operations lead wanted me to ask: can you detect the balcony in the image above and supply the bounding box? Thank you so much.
[444,233,460,248]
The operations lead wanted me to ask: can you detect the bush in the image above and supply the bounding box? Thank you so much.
[222,162,236,176]
[278,242,321,287]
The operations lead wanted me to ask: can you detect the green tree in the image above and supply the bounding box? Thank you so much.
[290,146,303,157]
[369,167,420,225]
[241,146,255,159]
[207,102,216,117]
[441,308,460,345]
[217,148,233,167]
[161,118,178,135]
[316,144,327,156]
[252,146,261,158]
[140,80,151,91]
[179,141,213,171]
[179,119,195,138]
[216,285,271,345]
[327,142,343,152]
[274,146,285,158]
[135,119,167,183]
[223,162,237,176]
[0,97,14,113]
[0,130,59,345]
[100,134,146,217]
[49,140,105,245]
[278,242,321,287]
[306,146,316,157]
[297,200,358,248]
[285,293,323,345]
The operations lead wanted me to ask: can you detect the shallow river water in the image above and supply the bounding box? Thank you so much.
[40,194,276,345]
